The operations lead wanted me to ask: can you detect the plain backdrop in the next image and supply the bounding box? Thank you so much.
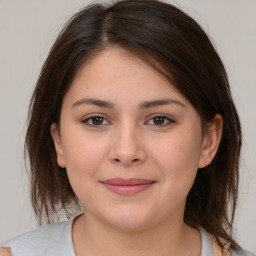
[0,0,255,252]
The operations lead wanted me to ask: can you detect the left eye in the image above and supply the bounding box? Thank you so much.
[82,116,111,126]
[146,115,174,126]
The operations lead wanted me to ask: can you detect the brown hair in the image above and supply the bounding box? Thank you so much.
[26,0,241,250]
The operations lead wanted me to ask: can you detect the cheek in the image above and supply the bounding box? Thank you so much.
[154,133,202,170]
[61,133,112,209]
[151,128,203,194]
[61,131,108,191]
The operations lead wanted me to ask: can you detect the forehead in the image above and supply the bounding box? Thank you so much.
[65,47,190,106]
[75,47,166,87]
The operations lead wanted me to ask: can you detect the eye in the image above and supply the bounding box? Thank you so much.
[82,115,111,126]
[146,115,174,127]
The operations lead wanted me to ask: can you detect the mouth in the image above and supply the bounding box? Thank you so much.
[100,178,156,196]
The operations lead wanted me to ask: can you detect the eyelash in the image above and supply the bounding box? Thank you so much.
[81,114,174,127]
[145,114,174,127]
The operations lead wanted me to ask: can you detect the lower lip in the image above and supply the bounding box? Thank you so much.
[102,183,155,196]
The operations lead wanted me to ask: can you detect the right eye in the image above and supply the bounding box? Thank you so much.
[82,115,111,127]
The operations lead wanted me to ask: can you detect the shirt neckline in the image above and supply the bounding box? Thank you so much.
[64,218,76,256]
[200,227,214,256]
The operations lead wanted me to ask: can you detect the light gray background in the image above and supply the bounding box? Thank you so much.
[0,0,255,252]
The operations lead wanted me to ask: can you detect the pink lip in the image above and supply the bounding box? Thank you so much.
[100,178,156,196]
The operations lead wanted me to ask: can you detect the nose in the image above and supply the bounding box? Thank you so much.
[108,124,147,167]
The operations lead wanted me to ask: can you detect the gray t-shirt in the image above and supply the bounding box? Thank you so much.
[1,219,254,256]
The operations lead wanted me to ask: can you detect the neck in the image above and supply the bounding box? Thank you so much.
[72,213,201,256]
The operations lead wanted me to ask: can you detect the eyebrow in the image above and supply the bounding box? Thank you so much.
[72,98,114,108]
[71,98,186,109]
[139,99,185,108]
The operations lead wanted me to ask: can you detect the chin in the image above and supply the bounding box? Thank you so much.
[101,205,157,232]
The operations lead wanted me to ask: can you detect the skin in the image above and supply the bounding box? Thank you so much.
[0,248,12,256]
[51,47,223,256]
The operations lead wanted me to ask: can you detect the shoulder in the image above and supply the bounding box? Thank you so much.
[212,238,255,256]
[231,249,256,256]
[0,220,74,256]
[200,228,255,256]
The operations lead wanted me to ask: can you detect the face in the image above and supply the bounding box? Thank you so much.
[51,47,221,231]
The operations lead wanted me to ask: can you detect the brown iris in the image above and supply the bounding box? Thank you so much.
[91,117,104,125]
[152,116,165,125]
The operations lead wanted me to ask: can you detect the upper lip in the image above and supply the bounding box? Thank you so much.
[100,178,156,186]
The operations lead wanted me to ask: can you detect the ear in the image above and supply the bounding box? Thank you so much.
[198,114,223,168]
[50,123,66,168]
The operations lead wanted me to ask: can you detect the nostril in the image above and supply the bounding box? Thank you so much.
[113,158,139,164]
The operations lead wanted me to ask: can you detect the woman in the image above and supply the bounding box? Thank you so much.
[0,0,254,255]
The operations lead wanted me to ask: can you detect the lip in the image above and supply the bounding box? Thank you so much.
[100,178,156,196]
